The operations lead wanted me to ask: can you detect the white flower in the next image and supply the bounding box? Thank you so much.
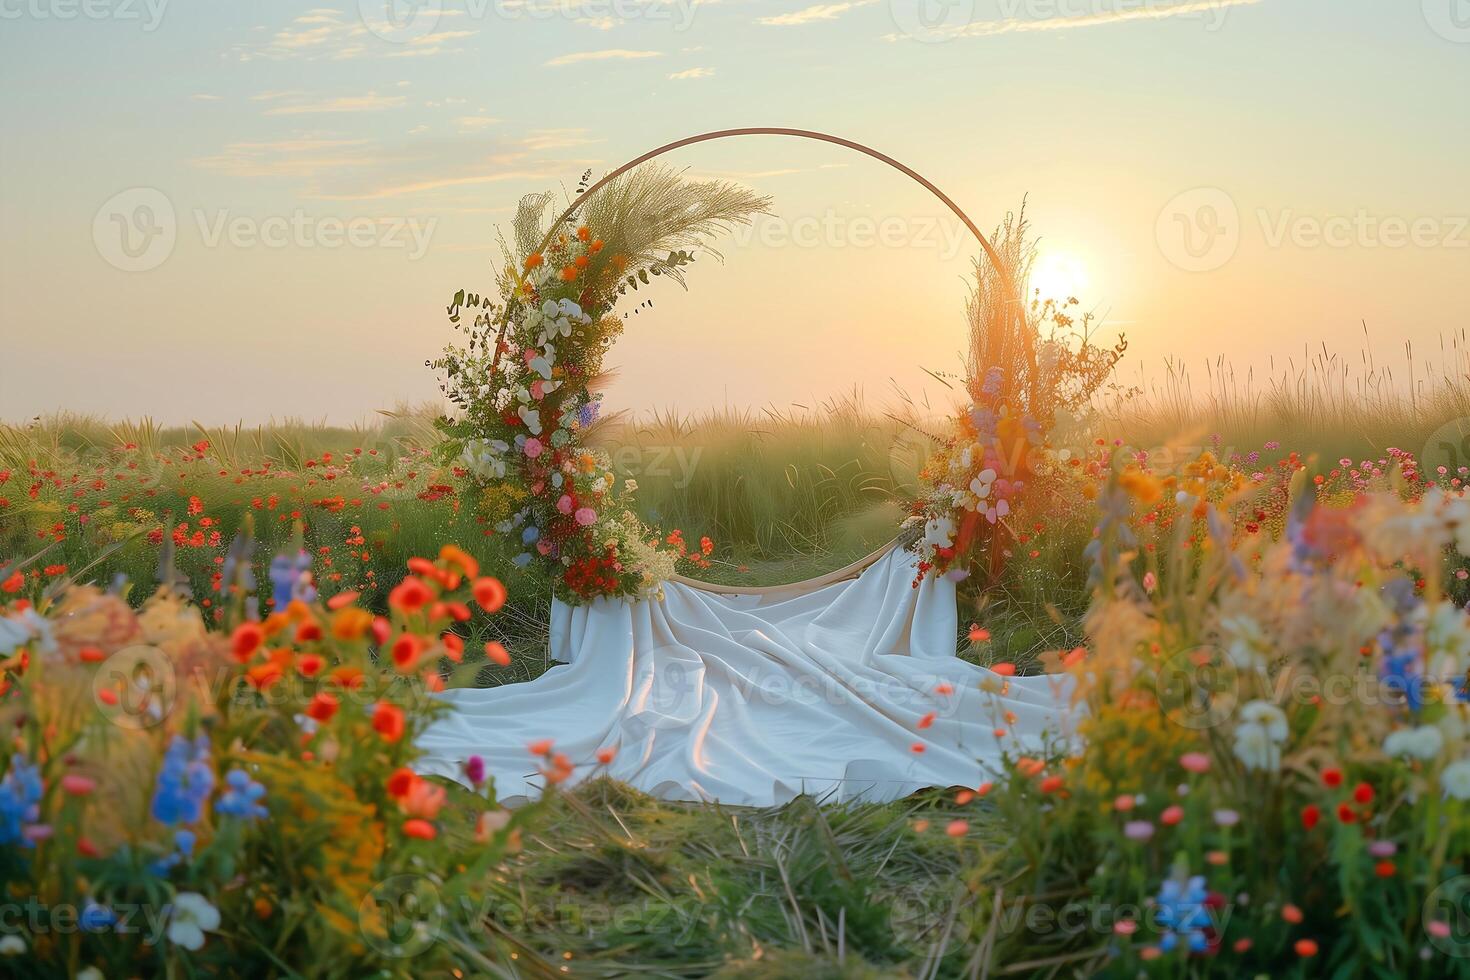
[1415,600,1470,681]
[1443,759,1470,801]
[517,407,542,436]
[0,935,25,955]
[0,609,56,658]
[1219,613,1269,670]
[1383,725,1445,761]
[1232,700,1288,772]
[969,467,997,500]
[166,892,220,952]
[922,515,956,550]
[76,969,104,980]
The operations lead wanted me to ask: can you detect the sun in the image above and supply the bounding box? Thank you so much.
[1028,250,1091,303]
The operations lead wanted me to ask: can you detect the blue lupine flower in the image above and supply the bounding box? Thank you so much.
[1380,649,1426,712]
[268,550,315,608]
[512,553,533,568]
[150,735,214,826]
[174,829,196,858]
[1154,875,1212,954]
[216,768,268,820]
[0,755,43,846]
[522,526,540,545]
[578,401,600,427]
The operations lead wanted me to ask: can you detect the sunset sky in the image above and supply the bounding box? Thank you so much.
[2,1,1467,424]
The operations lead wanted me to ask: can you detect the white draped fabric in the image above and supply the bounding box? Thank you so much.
[416,547,1074,806]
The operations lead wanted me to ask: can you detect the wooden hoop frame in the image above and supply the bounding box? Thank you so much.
[494,128,1030,594]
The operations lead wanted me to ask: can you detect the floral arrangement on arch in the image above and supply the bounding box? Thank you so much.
[432,167,767,603]
[909,209,1125,586]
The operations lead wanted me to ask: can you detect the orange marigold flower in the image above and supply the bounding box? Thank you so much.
[558,266,578,283]
[473,577,507,612]
[373,701,406,742]
[576,225,590,241]
[523,252,544,270]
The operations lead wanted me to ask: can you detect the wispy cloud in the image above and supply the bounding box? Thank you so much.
[758,1,875,27]
[519,129,602,152]
[889,0,1263,40]
[191,139,377,179]
[313,171,553,201]
[453,116,501,133]
[233,8,474,62]
[668,67,715,80]
[191,94,222,102]
[544,49,663,67]
[262,94,407,116]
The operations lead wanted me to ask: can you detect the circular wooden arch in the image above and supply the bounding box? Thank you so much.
[501,128,1033,593]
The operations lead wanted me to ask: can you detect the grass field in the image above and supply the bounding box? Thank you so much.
[4,354,1470,977]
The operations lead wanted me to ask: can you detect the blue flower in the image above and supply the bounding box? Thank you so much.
[150,736,214,827]
[1154,874,1211,954]
[216,768,268,820]
[522,526,540,545]
[0,755,42,846]
[578,402,600,427]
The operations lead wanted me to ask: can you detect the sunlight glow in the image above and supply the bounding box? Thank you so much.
[1029,250,1091,304]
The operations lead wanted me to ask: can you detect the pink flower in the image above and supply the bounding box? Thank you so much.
[556,494,574,514]
[1114,920,1138,936]
[61,774,96,796]
[1368,840,1397,858]
[523,438,544,459]
[1123,820,1155,840]
[574,507,597,527]
[1179,752,1211,773]
[1142,571,1157,593]
[1160,805,1184,826]
[1113,795,1136,812]
[531,380,547,400]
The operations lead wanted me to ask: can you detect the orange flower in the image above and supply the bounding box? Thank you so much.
[472,577,507,612]
[576,225,590,241]
[596,747,617,764]
[558,266,578,283]
[327,590,360,610]
[332,607,373,640]
[328,665,365,689]
[305,690,339,723]
[527,739,553,756]
[388,576,433,614]
[523,252,544,270]
[484,641,510,667]
[1,572,23,594]
[231,623,265,663]
[402,819,436,840]
[991,662,1017,677]
[441,633,464,663]
[392,634,424,672]
[1039,775,1065,794]
[945,820,969,837]
[917,711,936,730]
[372,701,406,742]
[439,544,479,579]
[295,620,323,644]
[296,653,325,677]
[245,661,284,690]
[78,646,106,664]
[1294,939,1318,958]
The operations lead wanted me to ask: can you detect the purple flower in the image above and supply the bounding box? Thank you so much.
[464,755,486,786]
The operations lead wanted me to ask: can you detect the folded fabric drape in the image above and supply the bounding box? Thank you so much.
[416,548,1075,806]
